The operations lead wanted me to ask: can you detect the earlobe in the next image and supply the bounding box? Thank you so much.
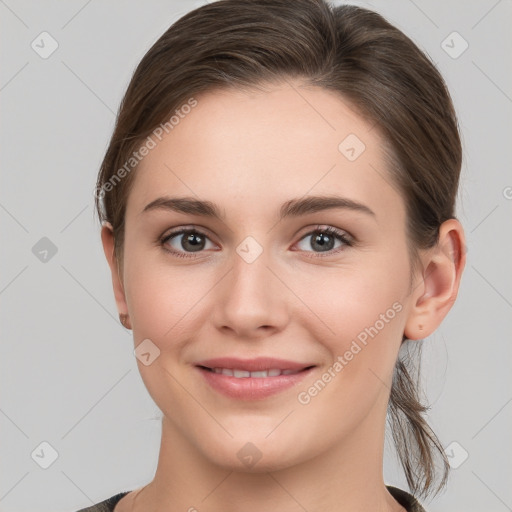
[119,313,132,330]
[404,219,466,341]
[100,222,131,329]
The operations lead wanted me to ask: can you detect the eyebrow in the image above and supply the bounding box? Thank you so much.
[141,195,376,220]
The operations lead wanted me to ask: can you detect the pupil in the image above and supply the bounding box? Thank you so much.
[313,232,334,252]
[183,232,204,252]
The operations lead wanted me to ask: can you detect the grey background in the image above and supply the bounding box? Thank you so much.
[1,0,511,511]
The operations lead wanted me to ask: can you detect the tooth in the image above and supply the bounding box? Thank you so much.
[233,369,250,378]
[250,370,268,378]
[213,368,295,378]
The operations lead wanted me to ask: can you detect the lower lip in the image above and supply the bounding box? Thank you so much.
[196,367,314,400]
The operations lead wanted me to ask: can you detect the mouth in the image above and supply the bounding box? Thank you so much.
[195,357,316,400]
[199,367,309,377]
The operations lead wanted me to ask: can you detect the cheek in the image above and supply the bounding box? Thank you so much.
[303,254,409,379]
[124,256,214,343]
[307,262,406,336]
[294,278,407,433]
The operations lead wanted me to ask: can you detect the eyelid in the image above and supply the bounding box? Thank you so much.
[159,225,219,259]
[160,224,216,242]
[159,224,354,258]
[296,224,353,242]
[292,224,354,257]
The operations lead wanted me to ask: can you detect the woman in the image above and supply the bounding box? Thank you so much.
[80,0,466,510]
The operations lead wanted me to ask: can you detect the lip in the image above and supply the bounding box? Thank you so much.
[195,357,315,400]
[196,357,313,372]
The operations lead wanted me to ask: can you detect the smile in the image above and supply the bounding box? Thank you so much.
[195,357,316,400]
[206,367,303,378]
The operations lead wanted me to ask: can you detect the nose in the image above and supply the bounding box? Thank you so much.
[212,248,290,340]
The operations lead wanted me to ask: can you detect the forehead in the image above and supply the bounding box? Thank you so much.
[127,81,403,222]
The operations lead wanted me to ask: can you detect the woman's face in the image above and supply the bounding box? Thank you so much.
[109,81,424,471]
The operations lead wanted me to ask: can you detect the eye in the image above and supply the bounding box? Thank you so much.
[160,228,216,258]
[294,225,353,256]
[159,225,353,259]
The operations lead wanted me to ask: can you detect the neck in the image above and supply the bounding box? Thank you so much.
[134,401,404,512]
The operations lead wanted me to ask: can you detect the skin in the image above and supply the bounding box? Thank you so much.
[101,80,466,512]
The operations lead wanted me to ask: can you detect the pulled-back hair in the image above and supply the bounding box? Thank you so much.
[95,0,461,499]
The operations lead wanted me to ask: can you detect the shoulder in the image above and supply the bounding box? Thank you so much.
[386,485,427,512]
[74,491,131,512]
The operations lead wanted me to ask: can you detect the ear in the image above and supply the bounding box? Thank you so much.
[101,222,132,330]
[404,218,467,340]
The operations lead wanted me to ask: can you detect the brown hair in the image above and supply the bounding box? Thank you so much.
[95,0,461,499]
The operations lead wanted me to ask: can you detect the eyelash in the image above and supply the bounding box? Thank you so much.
[159,225,354,259]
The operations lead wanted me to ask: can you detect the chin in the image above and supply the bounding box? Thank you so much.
[195,430,314,474]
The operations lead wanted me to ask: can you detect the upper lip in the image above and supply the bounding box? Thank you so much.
[195,357,315,372]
